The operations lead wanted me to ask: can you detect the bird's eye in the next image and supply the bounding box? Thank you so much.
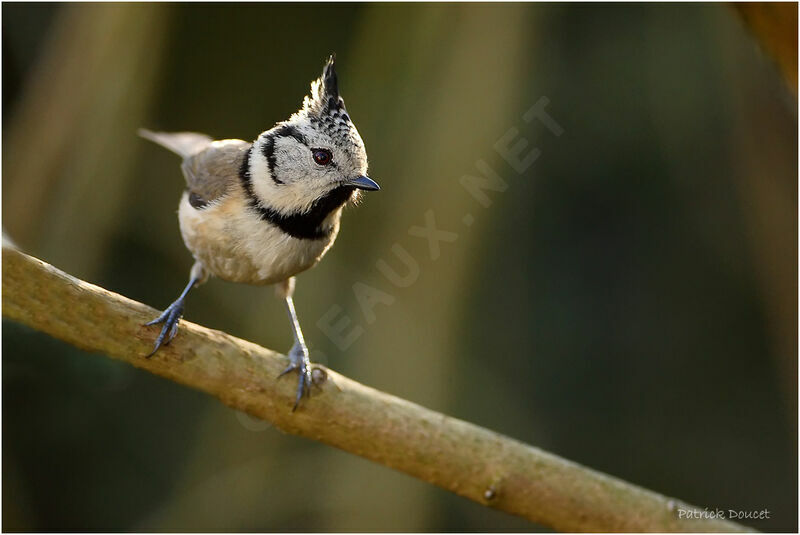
[312,149,332,166]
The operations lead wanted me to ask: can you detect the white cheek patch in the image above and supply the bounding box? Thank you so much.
[249,140,272,184]
[249,136,337,215]
[276,139,309,169]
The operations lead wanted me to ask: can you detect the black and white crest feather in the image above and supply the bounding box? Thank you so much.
[304,54,343,114]
[321,54,339,102]
[290,55,361,155]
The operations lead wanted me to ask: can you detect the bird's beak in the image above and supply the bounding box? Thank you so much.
[348,175,380,191]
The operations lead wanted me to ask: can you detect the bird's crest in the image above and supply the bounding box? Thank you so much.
[291,54,363,156]
[301,54,343,117]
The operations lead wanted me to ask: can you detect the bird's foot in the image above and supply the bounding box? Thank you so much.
[278,342,313,411]
[144,297,185,357]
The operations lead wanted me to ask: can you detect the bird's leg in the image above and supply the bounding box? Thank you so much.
[145,262,206,357]
[276,278,312,410]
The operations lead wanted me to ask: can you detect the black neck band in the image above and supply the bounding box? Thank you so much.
[239,147,354,240]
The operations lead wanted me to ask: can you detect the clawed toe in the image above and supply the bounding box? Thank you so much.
[293,368,313,411]
[145,275,199,358]
[278,348,313,411]
[144,309,169,327]
[145,302,184,357]
[277,363,296,378]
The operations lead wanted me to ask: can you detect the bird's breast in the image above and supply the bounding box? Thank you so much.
[177,191,341,285]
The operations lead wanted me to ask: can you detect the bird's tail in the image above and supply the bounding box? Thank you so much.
[138,128,213,158]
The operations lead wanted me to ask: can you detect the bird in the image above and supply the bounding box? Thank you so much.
[139,55,379,410]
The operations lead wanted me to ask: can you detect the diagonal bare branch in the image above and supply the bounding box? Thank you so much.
[1,246,752,532]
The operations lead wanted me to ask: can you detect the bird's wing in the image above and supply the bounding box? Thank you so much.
[181,139,252,204]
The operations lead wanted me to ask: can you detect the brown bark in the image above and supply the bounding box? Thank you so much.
[2,246,752,532]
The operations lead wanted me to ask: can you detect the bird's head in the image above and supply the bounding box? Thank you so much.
[246,55,378,216]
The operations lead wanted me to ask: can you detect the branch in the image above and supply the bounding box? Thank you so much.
[1,246,751,533]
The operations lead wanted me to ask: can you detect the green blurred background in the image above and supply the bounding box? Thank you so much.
[2,2,797,532]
